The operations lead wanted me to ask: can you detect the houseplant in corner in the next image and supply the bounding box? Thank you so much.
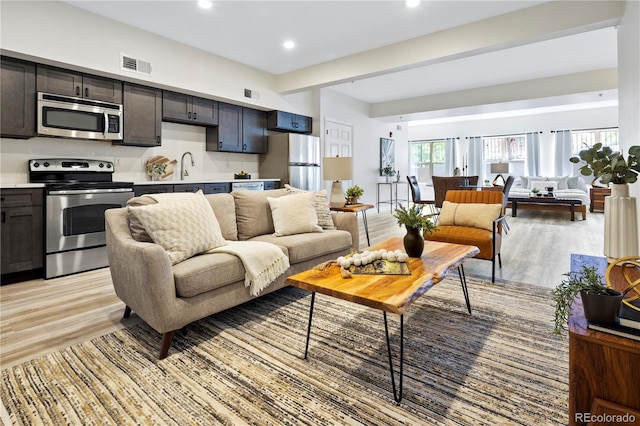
[570,143,640,260]
[344,184,364,205]
[551,265,623,335]
[393,205,438,257]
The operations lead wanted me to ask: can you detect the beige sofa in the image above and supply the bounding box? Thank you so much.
[105,188,358,359]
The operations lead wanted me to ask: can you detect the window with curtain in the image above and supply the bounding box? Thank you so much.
[409,139,446,183]
[483,135,526,161]
[571,128,619,154]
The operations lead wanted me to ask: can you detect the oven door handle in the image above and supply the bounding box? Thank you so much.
[48,188,133,195]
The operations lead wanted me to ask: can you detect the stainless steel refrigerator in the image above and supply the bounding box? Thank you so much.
[259,133,321,190]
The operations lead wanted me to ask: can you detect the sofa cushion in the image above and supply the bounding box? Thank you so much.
[233,189,288,240]
[438,201,502,232]
[126,195,157,242]
[567,176,588,192]
[205,193,238,241]
[284,184,336,230]
[250,230,351,264]
[128,191,226,265]
[268,191,323,236]
[173,252,247,297]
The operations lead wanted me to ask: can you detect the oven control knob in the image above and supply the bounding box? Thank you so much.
[98,163,104,168]
[32,162,40,168]
[43,162,49,167]
[106,163,112,169]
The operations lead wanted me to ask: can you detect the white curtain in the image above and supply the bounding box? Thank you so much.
[526,132,541,176]
[467,136,483,176]
[554,130,573,176]
[444,137,457,176]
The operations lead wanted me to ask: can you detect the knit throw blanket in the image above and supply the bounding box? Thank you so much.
[207,241,290,296]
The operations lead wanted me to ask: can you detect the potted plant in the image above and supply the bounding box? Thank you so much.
[381,165,395,182]
[551,265,623,335]
[569,143,640,185]
[393,205,438,257]
[344,184,364,205]
[531,187,540,196]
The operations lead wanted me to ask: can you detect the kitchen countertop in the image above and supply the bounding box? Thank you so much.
[134,179,280,185]
[1,183,45,189]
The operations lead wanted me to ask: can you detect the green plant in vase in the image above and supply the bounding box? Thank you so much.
[531,187,540,196]
[344,184,364,205]
[393,205,439,257]
[569,143,640,185]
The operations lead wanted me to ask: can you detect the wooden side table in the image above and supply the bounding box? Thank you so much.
[589,187,611,212]
[330,203,374,247]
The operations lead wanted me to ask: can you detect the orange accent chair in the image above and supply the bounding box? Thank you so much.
[424,190,506,282]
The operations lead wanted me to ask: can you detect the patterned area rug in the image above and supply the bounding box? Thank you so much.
[1,277,568,425]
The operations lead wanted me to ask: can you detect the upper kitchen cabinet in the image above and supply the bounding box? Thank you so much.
[36,65,122,103]
[118,83,162,147]
[242,107,267,154]
[162,91,218,126]
[1,57,36,138]
[267,110,312,134]
[206,102,243,153]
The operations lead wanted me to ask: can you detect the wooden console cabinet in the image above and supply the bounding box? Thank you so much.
[568,264,640,425]
[589,187,610,212]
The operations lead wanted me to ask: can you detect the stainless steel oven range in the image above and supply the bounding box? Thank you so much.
[29,159,134,279]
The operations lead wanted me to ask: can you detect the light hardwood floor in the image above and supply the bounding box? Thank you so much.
[0,206,604,369]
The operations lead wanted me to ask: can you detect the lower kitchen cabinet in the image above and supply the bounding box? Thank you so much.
[134,184,173,196]
[263,181,279,190]
[1,188,44,283]
[204,183,231,194]
[173,183,204,193]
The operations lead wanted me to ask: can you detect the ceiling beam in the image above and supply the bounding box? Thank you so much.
[275,0,624,95]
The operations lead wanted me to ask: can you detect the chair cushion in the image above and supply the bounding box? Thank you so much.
[438,201,502,231]
[425,225,501,260]
[250,230,351,264]
[268,191,323,236]
[233,189,288,240]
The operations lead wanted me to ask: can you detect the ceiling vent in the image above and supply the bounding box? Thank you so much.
[120,54,152,75]
[244,88,260,100]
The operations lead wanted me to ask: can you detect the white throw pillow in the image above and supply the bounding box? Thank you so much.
[284,184,336,230]
[128,191,226,265]
[529,180,548,191]
[438,201,503,232]
[546,176,568,190]
[268,191,323,236]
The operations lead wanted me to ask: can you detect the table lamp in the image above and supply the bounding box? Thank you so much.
[490,162,509,186]
[322,156,353,207]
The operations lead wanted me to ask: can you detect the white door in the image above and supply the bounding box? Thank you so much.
[324,120,353,192]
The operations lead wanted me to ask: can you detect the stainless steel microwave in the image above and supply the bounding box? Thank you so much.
[37,92,123,141]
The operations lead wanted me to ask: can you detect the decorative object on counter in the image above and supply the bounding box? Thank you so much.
[393,205,438,257]
[146,155,176,181]
[323,156,353,208]
[344,184,364,205]
[234,171,251,179]
[570,143,639,261]
[552,264,623,335]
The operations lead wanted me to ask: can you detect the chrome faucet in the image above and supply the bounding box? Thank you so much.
[180,152,195,180]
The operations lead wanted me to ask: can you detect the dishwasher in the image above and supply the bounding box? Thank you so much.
[232,181,264,191]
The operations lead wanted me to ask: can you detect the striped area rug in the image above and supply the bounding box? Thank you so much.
[2,276,568,425]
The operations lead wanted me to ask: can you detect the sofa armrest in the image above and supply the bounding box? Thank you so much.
[331,212,359,251]
[105,208,179,333]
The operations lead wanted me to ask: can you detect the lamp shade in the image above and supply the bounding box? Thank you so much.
[323,157,353,181]
[490,162,510,173]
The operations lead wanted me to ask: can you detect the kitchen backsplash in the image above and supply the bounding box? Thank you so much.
[0,122,261,184]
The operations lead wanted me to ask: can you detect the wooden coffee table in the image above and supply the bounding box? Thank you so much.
[285,237,480,403]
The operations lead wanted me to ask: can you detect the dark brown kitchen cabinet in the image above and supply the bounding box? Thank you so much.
[263,181,280,190]
[1,57,36,138]
[173,183,204,193]
[267,110,312,134]
[1,188,44,281]
[119,83,162,147]
[206,102,243,153]
[134,184,173,196]
[204,183,231,194]
[162,91,218,126]
[36,65,122,103]
[242,107,267,154]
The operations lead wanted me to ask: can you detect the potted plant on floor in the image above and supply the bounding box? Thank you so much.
[393,205,438,257]
[344,184,364,205]
[551,265,623,335]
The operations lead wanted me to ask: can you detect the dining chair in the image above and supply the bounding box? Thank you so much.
[406,176,438,217]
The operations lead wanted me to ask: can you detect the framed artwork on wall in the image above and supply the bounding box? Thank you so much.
[380,138,395,176]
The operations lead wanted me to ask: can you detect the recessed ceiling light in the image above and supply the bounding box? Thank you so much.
[198,0,213,10]
[406,0,421,7]
[283,40,296,50]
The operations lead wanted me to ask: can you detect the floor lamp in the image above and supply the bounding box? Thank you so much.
[322,156,353,208]
[491,162,509,186]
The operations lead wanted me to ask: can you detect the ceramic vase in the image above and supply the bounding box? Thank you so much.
[580,289,623,325]
[403,226,424,257]
[604,184,639,262]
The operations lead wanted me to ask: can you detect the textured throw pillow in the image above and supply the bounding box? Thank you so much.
[267,191,323,236]
[520,176,543,188]
[529,180,548,191]
[128,191,226,265]
[546,176,569,190]
[284,184,336,230]
[438,201,503,232]
[567,176,588,192]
